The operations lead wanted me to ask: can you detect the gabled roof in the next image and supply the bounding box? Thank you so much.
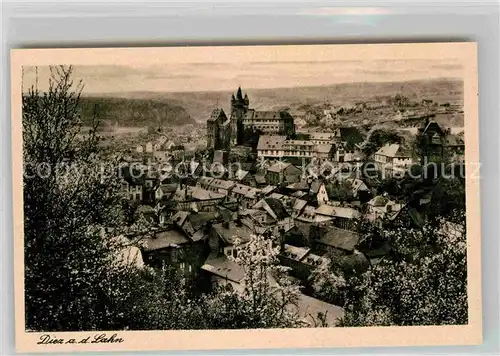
[143,229,190,251]
[257,135,286,151]
[213,222,252,245]
[315,144,333,154]
[208,108,227,122]
[351,179,369,192]
[188,211,218,232]
[308,132,336,141]
[315,205,361,219]
[201,253,245,283]
[233,169,250,181]
[172,211,190,227]
[198,176,214,187]
[421,120,443,135]
[263,197,290,220]
[261,185,277,196]
[267,161,300,174]
[294,294,344,327]
[291,190,308,199]
[375,144,411,158]
[209,178,236,191]
[232,184,260,198]
[309,180,324,194]
[287,181,310,191]
[282,244,311,262]
[317,226,361,252]
[216,206,236,223]
[191,187,225,200]
[246,110,286,121]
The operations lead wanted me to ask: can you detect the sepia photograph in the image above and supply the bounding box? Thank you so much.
[11,43,481,352]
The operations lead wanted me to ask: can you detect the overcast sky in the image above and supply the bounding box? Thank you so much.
[22,46,464,93]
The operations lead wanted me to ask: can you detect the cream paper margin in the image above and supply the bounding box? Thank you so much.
[10,43,481,353]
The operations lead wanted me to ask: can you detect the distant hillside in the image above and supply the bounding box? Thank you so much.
[98,78,463,125]
[79,97,195,128]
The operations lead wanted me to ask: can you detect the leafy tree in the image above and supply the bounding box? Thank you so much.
[362,129,404,158]
[23,66,170,331]
[309,260,346,307]
[326,180,353,201]
[339,212,467,326]
[228,234,303,328]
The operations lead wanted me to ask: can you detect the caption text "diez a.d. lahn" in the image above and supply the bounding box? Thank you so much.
[37,333,124,345]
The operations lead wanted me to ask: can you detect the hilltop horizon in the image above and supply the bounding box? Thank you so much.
[82,77,462,97]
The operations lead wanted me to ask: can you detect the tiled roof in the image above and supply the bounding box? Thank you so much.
[261,185,277,195]
[375,144,410,158]
[233,169,250,181]
[257,135,286,151]
[315,205,361,219]
[317,226,361,252]
[351,179,369,192]
[315,144,333,154]
[201,253,245,283]
[293,294,344,327]
[213,222,252,245]
[232,184,260,198]
[209,178,236,191]
[264,197,290,220]
[191,187,225,200]
[287,181,310,191]
[143,229,190,251]
[283,244,311,262]
[309,180,324,194]
[308,132,336,141]
[208,108,226,122]
[267,161,292,173]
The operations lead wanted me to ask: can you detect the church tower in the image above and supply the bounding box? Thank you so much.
[230,87,249,146]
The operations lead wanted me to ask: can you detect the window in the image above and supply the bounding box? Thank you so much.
[179,262,185,271]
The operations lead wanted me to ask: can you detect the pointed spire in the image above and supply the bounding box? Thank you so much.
[236,86,243,100]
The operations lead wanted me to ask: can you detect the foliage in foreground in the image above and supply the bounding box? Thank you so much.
[310,211,467,327]
[23,66,306,332]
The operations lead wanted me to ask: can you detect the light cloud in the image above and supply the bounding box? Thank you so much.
[22,58,463,94]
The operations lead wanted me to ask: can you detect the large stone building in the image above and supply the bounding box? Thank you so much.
[207,87,295,150]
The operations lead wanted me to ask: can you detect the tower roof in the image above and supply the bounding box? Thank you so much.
[236,87,243,100]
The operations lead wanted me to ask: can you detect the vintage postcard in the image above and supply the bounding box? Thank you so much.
[11,43,481,353]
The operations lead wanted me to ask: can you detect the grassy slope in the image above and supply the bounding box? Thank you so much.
[79,96,196,128]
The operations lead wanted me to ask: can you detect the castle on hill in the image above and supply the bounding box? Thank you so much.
[206,87,295,151]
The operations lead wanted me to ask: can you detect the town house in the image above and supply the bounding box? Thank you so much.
[374,144,413,178]
[230,183,262,209]
[141,227,209,285]
[252,197,294,237]
[120,165,145,202]
[315,204,361,231]
[265,161,302,186]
